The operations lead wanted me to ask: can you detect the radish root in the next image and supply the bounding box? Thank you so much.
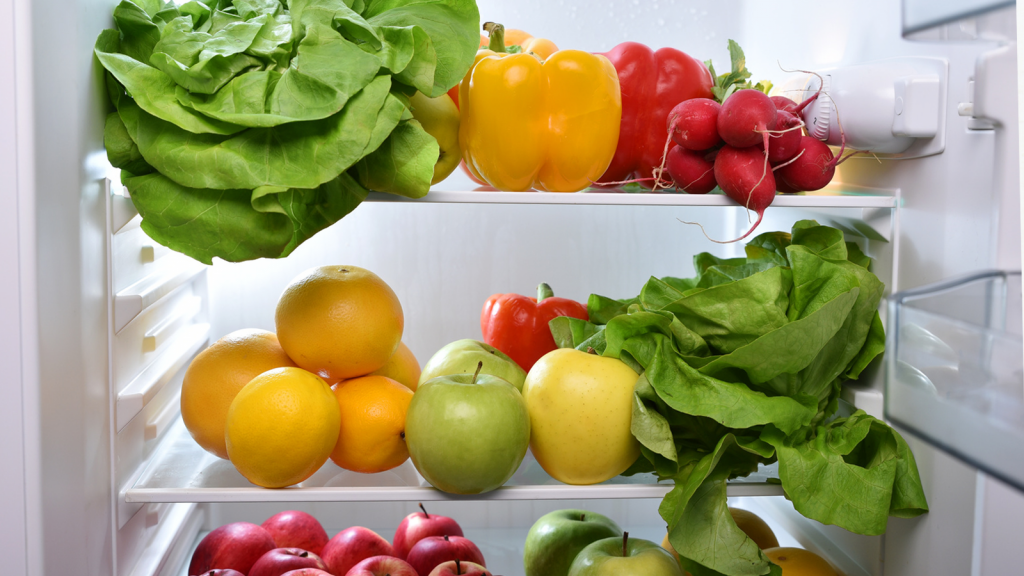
[771,149,805,171]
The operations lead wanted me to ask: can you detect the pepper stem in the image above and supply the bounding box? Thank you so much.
[483,22,506,53]
[622,532,629,557]
[537,283,554,302]
[473,361,484,384]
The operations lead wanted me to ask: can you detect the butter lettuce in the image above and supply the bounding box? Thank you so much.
[553,222,925,576]
[96,0,479,263]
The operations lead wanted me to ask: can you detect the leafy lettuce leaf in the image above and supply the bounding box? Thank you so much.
[556,222,927,576]
[96,0,480,263]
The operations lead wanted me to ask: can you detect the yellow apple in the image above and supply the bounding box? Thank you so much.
[408,91,460,184]
[522,348,641,485]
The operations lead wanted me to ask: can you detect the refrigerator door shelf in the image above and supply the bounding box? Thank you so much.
[124,418,784,503]
[886,270,1024,492]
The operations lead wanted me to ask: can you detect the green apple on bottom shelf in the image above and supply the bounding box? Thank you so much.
[419,339,527,391]
[523,509,623,576]
[568,533,683,576]
[405,366,530,494]
[408,91,461,185]
[522,348,641,485]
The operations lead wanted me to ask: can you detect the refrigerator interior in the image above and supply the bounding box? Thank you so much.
[3,0,1022,576]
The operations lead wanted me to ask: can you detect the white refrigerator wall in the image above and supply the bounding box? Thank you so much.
[4,0,1022,576]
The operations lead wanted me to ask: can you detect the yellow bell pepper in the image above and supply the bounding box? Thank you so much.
[459,23,622,192]
[477,28,560,60]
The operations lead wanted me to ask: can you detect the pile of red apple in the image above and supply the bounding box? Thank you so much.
[190,506,490,576]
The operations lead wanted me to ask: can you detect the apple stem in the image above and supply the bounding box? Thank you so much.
[581,513,585,521]
[537,283,554,302]
[299,551,308,558]
[473,361,483,384]
[623,532,629,557]
[419,502,429,518]
[586,347,598,355]
[456,559,462,575]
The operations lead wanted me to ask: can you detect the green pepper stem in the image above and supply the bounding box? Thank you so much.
[483,22,507,53]
[537,283,554,302]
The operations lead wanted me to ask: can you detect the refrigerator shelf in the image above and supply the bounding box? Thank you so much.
[886,270,1024,491]
[365,185,897,208]
[127,418,784,503]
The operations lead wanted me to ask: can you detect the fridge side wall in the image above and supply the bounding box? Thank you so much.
[0,0,30,573]
[16,0,118,574]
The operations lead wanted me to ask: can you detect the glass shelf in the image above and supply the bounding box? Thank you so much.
[365,184,897,208]
[126,418,783,503]
[886,270,1024,492]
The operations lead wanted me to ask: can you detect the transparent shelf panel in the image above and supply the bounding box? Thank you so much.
[886,270,1024,491]
[365,184,896,208]
[127,418,783,503]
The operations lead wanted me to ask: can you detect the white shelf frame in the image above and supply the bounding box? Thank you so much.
[366,189,898,208]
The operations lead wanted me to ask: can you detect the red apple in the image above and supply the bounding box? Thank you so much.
[189,522,277,575]
[197,571,245,576]
[345,555,419,576]
[281,570,333,576]
[320,527,395,576]
[262,511,330,556]
[428,560,491,576]
[406,535,485,576]
[393,504,464,560]
[250,548,329,576]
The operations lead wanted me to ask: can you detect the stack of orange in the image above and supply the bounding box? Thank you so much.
[180,265,422,488]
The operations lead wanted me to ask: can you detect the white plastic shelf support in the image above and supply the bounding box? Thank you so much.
[125,419,784,503]
[114,262,206,333]
[116,324,210,432]
[143,296,202,353]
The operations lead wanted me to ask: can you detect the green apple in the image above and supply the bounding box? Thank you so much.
[408,91,460,185]
[419,339,527,392]
[405,369,530,494]
[523,510,623,576]
[522,349,640,485]
[568,534,683,576]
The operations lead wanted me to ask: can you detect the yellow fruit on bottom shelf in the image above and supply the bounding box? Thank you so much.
[522,348,641,485]
[180,329,297,459]
[225,367,340,488]
[763,548,840,576]
[331,375,414,473]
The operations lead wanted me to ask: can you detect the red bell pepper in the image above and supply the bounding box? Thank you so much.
[595,42,714,188]
[480,283,589,372]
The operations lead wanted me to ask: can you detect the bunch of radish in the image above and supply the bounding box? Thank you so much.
[662,89,839,242]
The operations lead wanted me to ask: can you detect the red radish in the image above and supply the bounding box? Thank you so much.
[775,176,800,193]
[770,95,798,114]
[775,136,836,191]
[666,146,717,194]
[712,145,777,242]
[667,98,722,151]
[762,110,803,163]
[717,89,777,149]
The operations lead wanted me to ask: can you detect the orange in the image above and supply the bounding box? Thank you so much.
[368,341,421,391]
[275,265,404,381]
[225,367,341,488]
[180,329,297,459]
[731,507,780,549]
[330,375,414,473]
[764,548,840,576]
